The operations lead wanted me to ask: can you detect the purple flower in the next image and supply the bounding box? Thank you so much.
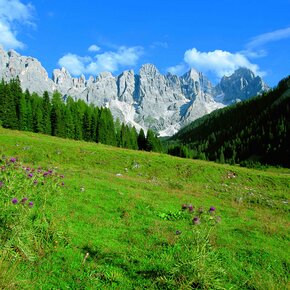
[60,175,64,179]
[43,172,49,177]
[28,201,34,207]
[193,217,200,225]
[28,173,33,178]
[26,167,30,172]
[48,170,53,173]
[10,158,16,163]
[12,198,18,204]
[21,197,28,203]
[61,182,65,186]
[33,180,38,184]
[188,204,194,213]
[209,206,216,212]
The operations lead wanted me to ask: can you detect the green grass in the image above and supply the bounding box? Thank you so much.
[0,127,289,289]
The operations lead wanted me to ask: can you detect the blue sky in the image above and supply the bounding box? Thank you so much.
[0,0,290,86]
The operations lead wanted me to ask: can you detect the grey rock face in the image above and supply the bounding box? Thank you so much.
[0,46,55,95]
[217,67,270,103]
[0,48,269,136]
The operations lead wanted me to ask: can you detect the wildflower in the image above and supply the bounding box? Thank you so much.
[10,158,16,163]
[61,182,65,186]
[21,197,28,203]
[12,198,18,204]
[48,169,53,173]
[192,217,200,225]
[28,201,34,207]
[26,167,30,172]
[28,173,33,178]
[43,172,49,177]
[33,180,38,184]
[209,206,216,212]
[181,204,188,210]
[188,204,194,213]
[60,175,64,178]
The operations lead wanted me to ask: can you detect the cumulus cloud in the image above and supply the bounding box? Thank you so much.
[0,0,34,49]
[58,46,143,76]
[183,48,262,77]
[88,44,101,52]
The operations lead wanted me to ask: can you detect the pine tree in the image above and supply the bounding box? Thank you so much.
[24,90,33,131]
[51,92,64,137]
[137,128,146,150]
[0,81,18,129]
[42,91,52,135]
[82,107,92,141]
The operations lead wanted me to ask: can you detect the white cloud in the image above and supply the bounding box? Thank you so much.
[247,26,290,49]
[0,0,34,50]
[58,54,92,75]
[167,63,186,75]
[88,44,101,52]
[184,48,262,77]
[58,46,143,76]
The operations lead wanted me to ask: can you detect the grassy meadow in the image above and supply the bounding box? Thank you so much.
[0,127,289,289]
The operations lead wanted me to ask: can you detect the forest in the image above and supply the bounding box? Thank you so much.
[0,78,162,153]
[168,76,290,168]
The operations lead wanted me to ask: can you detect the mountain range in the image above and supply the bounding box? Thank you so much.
[0,46,269,136]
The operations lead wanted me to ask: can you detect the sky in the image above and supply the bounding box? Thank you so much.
[0,0,290,86]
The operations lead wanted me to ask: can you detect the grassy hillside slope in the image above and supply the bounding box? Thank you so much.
[0,127,289,289]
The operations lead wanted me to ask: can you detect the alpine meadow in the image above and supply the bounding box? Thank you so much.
[0,0,290,289]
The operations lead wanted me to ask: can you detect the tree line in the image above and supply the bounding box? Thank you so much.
[0,78,162,152]
[168,75,290,168]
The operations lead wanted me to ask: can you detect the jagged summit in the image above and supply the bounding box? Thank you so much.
[217,67,269,103]
[0,48,269,136]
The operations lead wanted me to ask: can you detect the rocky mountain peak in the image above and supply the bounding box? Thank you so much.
[140,64,160,77]
[0,48,270,136]
[218,67,269,103]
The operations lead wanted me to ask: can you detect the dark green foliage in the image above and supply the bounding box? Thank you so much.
[168,144,192,158]
[146,129,162,152]
[0,79,18,129]
[0,79,164,153]
[42,91,52,135]
[170,75,290,167]
[137,128,146,150]
[97,108,116,146]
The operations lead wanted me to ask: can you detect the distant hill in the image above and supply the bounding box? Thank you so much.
[169,76,290,167]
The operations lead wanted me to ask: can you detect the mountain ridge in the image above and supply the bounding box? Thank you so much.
[0,46,269,136]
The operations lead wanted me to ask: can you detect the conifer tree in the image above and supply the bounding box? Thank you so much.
[137,128,146,150]
[51,92,64,137]
[82,107,92,141]
[0,81,18,129]
[42,91,52,135]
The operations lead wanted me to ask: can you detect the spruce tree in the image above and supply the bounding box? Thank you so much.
[42,91,52,135]
[137,128,146,150]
